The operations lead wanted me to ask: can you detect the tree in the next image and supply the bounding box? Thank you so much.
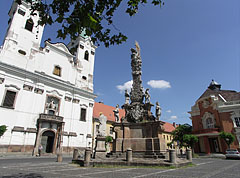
[183,134,198,154]
[16,0,164,47]
[171,123,192,148]
[0,125,7,138]
[219,131,235,149]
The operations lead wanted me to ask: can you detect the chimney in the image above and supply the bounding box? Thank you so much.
[173,122,176,128]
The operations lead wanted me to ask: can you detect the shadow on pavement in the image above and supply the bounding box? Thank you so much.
[2,173,43,178]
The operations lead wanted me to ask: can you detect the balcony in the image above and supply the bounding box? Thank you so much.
[192,128,220,135]
[39,113,64,123]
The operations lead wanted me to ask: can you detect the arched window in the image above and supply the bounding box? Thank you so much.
[84,50,89,61]
[53,65,61,77]
[25,18,34,32]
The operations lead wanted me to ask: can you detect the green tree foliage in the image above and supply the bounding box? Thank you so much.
[16,0,164,47]
[0,125,7,137]
[171,123,192,148]
[183,134,198,149]
[219,131,235,149]
[105,136,113,143]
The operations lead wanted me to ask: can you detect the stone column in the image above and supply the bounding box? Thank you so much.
[186,149,192,161]
[73,148,79,160]
[203,136,211,154]
[33,121,42,156]
[169,149,176,164]
[84,148,91,167]
[126,148,133,164]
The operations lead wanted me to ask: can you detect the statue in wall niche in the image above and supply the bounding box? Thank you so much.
[124,90,130,104]
[98,113,107,137]
[144,88,151,103]
[155,102,161,120]
[46,98,58,111]
[113,104,120,123]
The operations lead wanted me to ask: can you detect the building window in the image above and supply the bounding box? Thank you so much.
[235,117,240,127]
[96,125,99,133]
[206,118,214,128]
[167,135,169,140]
[110,127,114,134]
[80,108,87,122]
[25,18,34,32]
[53,65,61,76]
[2,90,17,108]
[163,135,165,139]
[84,51,89,61]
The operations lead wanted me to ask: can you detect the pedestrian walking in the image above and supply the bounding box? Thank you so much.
[38,144,43,157]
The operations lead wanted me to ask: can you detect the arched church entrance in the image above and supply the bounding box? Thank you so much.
[41,130,55,153]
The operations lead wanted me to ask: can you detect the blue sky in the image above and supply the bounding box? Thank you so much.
[0,0,239,125]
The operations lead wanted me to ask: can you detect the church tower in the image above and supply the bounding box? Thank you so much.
[68,32,97,92]
[1,0,44,67]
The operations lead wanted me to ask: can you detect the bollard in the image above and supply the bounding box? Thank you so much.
[84,148,91,167]
[57,153,62,162]
[73,148,79,160]
[186,149,192,161]
[165,149,169,160]
[169,149,176,164]
[126,148,132,164]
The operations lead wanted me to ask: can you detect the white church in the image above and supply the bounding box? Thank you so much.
[0,0,97,155]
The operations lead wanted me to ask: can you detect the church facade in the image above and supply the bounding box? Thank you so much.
[0,1,97,155]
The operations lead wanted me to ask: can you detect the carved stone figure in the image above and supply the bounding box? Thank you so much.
[98,113,107,137]
[113,104,120,123]
[155,102,161,120]
[145,88,150,103]
[46,99,58,112]
[125,90,130,104]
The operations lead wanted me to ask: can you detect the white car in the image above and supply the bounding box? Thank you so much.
[225,149,240,159]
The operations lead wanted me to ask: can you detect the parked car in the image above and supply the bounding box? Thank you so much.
[225,149,240,159]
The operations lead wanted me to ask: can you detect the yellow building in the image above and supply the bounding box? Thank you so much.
[162,122,177,149]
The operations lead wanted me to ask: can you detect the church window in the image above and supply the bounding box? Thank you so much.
[25,18,34,32]
[80,45,84,49]
[91,51,95,55]
[53,65,61,76]
[80,108,87,122]
[235,117,240,127]
[2,90,17,108]
[18,9,26,16]
[82,76,87,80]
[96,125,99,133]
[84,51,89,61]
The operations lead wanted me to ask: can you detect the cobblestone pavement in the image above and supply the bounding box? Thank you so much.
[0,157,240,178]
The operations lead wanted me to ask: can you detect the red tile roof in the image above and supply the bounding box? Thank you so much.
[93,102,125,122]
[163,122,176,133]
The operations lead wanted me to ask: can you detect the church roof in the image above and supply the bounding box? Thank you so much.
[93,102,125,122]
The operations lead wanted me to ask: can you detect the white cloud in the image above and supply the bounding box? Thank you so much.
[116,80,133,93]
[166,110,172,113]
[168,115,178,121]
[147,80,171,89]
